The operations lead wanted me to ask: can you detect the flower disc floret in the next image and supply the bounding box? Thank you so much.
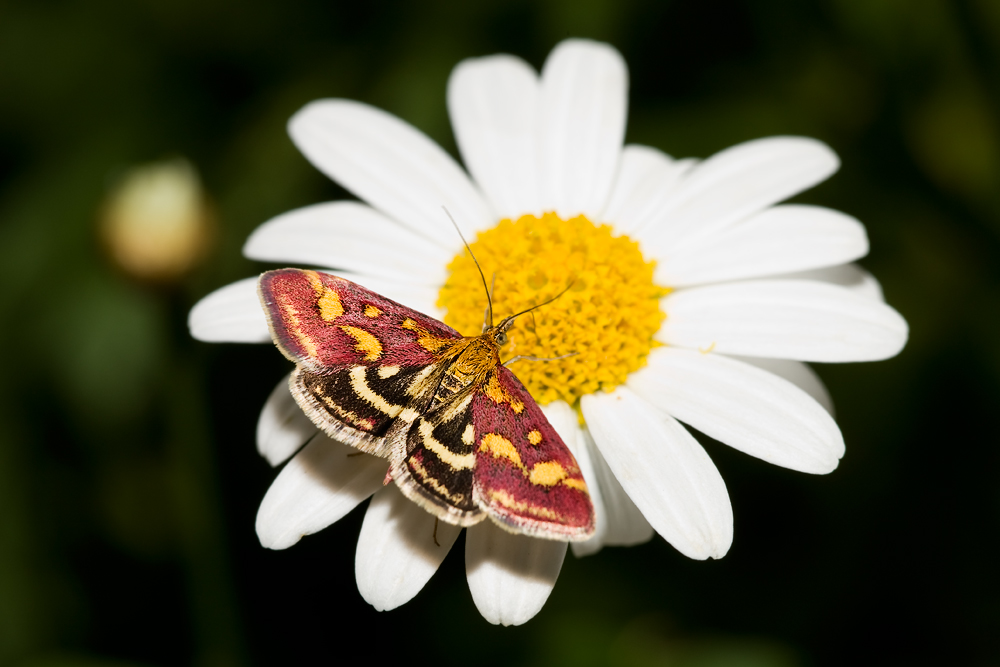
[438,212,667,406]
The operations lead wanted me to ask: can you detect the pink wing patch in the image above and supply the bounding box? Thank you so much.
[258,269,461,372]
[472,367,595,540]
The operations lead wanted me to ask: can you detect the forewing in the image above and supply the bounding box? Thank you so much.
[258,269,462,456]
[390,391,485,526]
[258,268,461,372]
[471,368,596,540]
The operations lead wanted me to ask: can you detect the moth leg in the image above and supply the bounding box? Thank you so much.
[433,518,440,547]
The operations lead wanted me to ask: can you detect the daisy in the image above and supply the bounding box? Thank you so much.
[189,39,908,626]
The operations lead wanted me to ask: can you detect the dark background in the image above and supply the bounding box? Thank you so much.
[1,1,999,665]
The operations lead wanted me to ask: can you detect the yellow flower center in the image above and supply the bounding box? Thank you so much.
[437,212,667,406]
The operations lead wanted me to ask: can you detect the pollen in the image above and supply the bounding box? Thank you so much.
[438,212,667,406]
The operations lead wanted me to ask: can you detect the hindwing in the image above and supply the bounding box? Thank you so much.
[290,363,447,457]
[389,389,485,526]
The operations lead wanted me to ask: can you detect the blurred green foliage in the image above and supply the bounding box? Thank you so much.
[1,0,999,665]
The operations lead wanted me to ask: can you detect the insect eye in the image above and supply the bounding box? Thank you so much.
[497,331,508,346]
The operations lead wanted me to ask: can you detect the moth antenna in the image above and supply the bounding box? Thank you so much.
[501,278,577,328]
[442,206,493,328]
[481,273,498,332]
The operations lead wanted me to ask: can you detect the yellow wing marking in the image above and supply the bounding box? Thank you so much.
[479,433,523,468]
[364,304,382,318]
[462,424,475,446]
[482,489,561,521]
[318,395,376,431]
[348,366,401,416]
[300,271,344,322]
[483,373,525,414]
[528,461,567,487]
[341,326,383,361]
[278,295,318,359]
[527,430,542,445]
[378,365,400,378]
[479,430,588,492]
[401,318,455,353]
[309,379,376,430]
[408,457,466,505]
[419,420,476,470]
[483,373,505,404]
[304,270,324,294]
[318,288,344,322]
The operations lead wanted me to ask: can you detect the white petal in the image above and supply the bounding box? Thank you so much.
[539,402,609,558]
[289,99,494,239]
[600,144,696,235]
[188,277,270,343]
[573,429,653,557]
[641,137,840,249]
[448,54,542,220]
[538,39,628,220]
[255,435,386,550]
[629,348,844,474]
[657,205,869,287]
[355,484,461,611]
[581,387,733,560]
[778,264,885,301]
[315,270,443,320]
[659,279,908,362]
[731,356,834,415]
[465,521,567,626]
[244,201,451,285]
[257,375,317,466]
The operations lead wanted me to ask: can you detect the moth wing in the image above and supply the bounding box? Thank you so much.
[289,362,448,458]
[258,269,462,457]
[388,389,485,526]
[471,368,596,541]
[258,268,461,372]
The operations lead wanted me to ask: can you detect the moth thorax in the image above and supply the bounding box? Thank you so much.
[442,337,499,387]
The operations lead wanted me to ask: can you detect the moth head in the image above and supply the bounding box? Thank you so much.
[495,315,518,346]
[484,315,516,347]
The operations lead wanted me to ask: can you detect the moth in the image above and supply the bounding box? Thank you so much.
[257,267,595,541]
